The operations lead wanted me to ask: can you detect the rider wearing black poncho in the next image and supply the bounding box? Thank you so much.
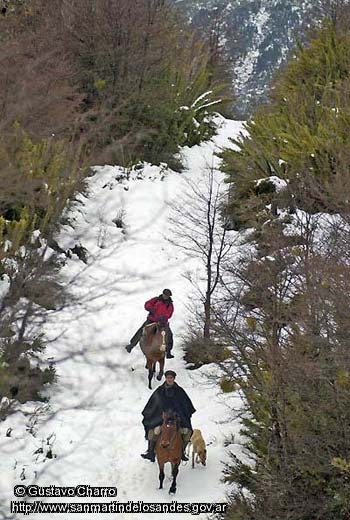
[141,370,196,462]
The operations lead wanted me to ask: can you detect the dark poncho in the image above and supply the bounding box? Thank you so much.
[142,382,196,436]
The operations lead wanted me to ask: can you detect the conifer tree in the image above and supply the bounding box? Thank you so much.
[0,129,81,407]
[219,12,350,520]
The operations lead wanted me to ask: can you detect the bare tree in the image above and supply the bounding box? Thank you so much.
[170,162,235,341]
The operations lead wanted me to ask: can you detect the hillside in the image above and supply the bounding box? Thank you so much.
[174,0,324,114]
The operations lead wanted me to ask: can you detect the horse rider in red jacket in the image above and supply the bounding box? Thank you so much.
[125,289,174,358]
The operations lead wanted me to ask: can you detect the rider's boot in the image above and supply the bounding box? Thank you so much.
[166,346,174,359]
[141,440,156,462]
[181,441,189,461]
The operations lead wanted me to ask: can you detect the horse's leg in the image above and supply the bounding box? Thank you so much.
[148,366,153,390]
[158,463,165,489]
[156,357,165,381]
[169,463,179,494]
[146,360,154,390]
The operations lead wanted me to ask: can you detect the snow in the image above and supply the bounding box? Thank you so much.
[0,274,10,301]
[255,175,288,192]
[234,6,270,97]
[0,117,246,519]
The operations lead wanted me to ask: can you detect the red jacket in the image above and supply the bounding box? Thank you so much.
[144,295,174,323]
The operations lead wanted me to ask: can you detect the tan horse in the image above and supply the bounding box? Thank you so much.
[140,321,166,389]
[155,410,182,494]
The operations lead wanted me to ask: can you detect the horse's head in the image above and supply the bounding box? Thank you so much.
[160,409,180,448]
[162,409,180,425]
[143,320,167,337]
[142,323,165,349]
[156,316,167,331]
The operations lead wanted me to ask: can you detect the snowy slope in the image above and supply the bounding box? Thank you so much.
[174,0,325,115]
[0,117,245,519]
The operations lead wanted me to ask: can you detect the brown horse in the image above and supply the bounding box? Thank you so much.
[140,321,166,389]
[155,410,182,494]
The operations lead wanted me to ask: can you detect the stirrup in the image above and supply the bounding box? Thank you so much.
[166,352,174,359]
[125,344,133,353]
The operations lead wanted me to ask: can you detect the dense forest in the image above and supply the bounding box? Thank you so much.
[2,0,350,518]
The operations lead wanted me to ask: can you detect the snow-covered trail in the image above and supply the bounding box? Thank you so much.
[0,117,245,519]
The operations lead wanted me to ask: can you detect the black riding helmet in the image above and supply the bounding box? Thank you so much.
[162,289,172,297]
[164,370,176,378]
